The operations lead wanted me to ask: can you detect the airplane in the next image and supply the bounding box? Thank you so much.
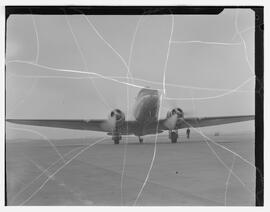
[6,87,254,144]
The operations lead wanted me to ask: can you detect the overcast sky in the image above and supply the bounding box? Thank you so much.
[6,8,255,139]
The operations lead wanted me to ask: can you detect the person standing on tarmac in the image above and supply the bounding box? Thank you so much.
[186,128,190,139]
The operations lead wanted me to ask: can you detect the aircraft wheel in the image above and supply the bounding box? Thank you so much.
[113,133,121,144]
[171,132,178,143]
[139,137,143,144]
[114,138,120,144]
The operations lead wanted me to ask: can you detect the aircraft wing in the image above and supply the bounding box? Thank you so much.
[6,115,254,136]
[6,119,139,135]
[159,115,255,130]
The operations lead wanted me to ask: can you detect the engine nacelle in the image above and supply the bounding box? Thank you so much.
[109,109,125,125]
[166,108,184,119]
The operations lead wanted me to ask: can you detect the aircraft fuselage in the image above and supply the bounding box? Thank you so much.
[133,88,160,125]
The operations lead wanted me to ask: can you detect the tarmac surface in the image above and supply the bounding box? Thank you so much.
[6,132,255,206]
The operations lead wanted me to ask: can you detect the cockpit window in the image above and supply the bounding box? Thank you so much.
[137,88,158,98]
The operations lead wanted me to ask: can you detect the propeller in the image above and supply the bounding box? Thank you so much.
[163,107,192,130]
[164,113,179,130]
[101,109,125,132]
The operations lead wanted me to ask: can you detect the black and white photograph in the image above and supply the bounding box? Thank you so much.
[4,5,263,206]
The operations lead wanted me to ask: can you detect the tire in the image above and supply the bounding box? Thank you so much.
[114,139,120,144]
[171,132,178,143]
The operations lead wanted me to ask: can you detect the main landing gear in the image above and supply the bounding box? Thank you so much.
[138,136,143,144]
[169,130,178,143]
[112,132,122,144]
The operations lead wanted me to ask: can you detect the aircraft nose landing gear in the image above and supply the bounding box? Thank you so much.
[138,136,143,144]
